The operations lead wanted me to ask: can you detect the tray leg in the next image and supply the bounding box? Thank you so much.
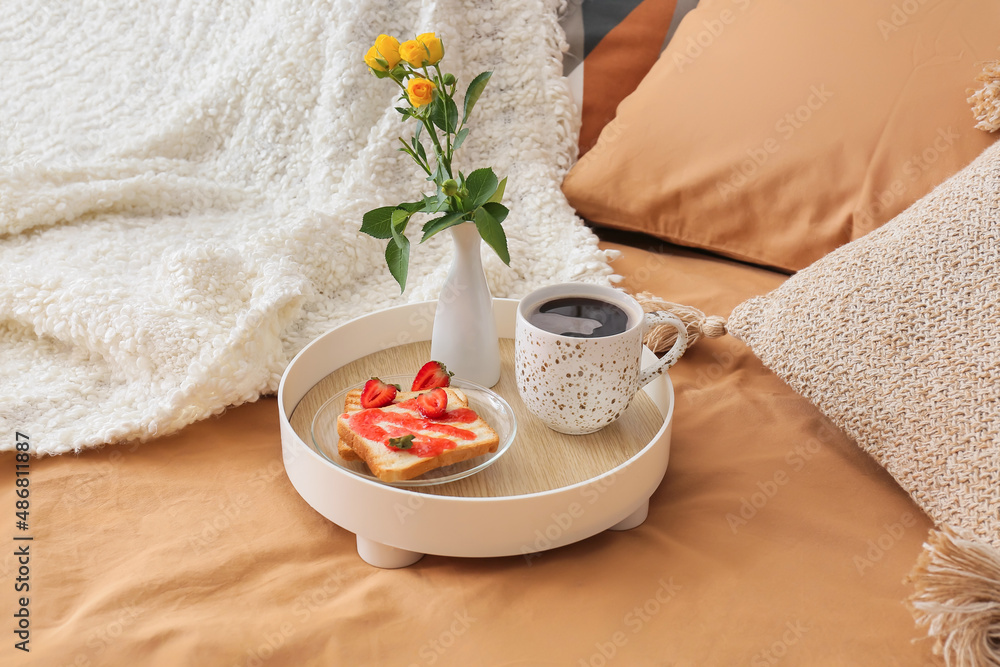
[356,535,424,569]
[609,498,649,531]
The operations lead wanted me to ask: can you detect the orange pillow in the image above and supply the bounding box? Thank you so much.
[562,0,698,156]
[562,0,1000,271]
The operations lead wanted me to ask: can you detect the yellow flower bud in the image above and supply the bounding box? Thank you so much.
[442,179,459,196]
[364,34,401,72]
[399,33,444,68]
[406,77,437,107]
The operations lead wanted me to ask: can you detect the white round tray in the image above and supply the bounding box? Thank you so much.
[278,298,674,568]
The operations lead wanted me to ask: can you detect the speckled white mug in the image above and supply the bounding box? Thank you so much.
[515,283,688,434]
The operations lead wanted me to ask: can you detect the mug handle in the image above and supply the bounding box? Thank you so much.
[636,312,689,388]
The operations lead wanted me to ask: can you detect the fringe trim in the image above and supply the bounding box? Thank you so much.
[633,291,727,353]
[969,60,1000,133]
[908,529,1000,667]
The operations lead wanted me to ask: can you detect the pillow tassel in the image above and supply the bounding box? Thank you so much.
[907,529,1000,667]
[634,291,726,354]
[969,60,1000,132]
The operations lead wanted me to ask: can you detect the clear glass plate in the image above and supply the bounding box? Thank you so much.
[310,375,517,487]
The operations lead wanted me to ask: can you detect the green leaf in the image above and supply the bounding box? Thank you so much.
[430,94,458,134]
[429,154,447,184]
[481,201,508,224]
[464,168,499,211]
[390,207,410,228]
[397,201,425,213]
[420,193,447,213]
[360,206,395,239]
[385,236,410,292]
[412,135,427,164]
[474,202,510,265]
[420,210,467,243]
[390,208,412,252]
[453,127,470,152]
[388,434,414,450]
[463,71,492,124]
[487,176,507,204]
[397,138,419,163]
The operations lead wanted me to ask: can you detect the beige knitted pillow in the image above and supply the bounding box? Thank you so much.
[726,140,1000,666]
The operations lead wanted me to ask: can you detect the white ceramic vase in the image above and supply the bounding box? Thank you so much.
[430,222,501,387]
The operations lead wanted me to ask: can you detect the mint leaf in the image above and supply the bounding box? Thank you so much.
[388,434,414,450]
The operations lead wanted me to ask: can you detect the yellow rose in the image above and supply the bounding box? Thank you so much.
[399,33,444,68]
[364,34,400,72]
[406,77,436,107]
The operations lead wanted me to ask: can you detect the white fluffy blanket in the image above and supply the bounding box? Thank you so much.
[0,0,614,455]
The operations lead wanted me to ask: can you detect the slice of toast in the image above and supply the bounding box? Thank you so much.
[338,387,469,461]
[336,392,498,483]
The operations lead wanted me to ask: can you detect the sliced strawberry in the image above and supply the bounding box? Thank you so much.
[415,387,448,419]
[360,377,398,408]
[411,360,453,391]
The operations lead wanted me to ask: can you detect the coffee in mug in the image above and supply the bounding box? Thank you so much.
[515,283,688,434]
[526,296,630,338]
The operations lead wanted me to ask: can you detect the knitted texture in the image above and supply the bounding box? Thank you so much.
[0,0,614,455]
[728,140,1000,551]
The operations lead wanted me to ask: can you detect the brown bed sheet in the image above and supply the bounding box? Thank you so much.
[1,242,938,666]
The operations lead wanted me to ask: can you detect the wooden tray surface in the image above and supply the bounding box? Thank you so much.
[289,338,664,498]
